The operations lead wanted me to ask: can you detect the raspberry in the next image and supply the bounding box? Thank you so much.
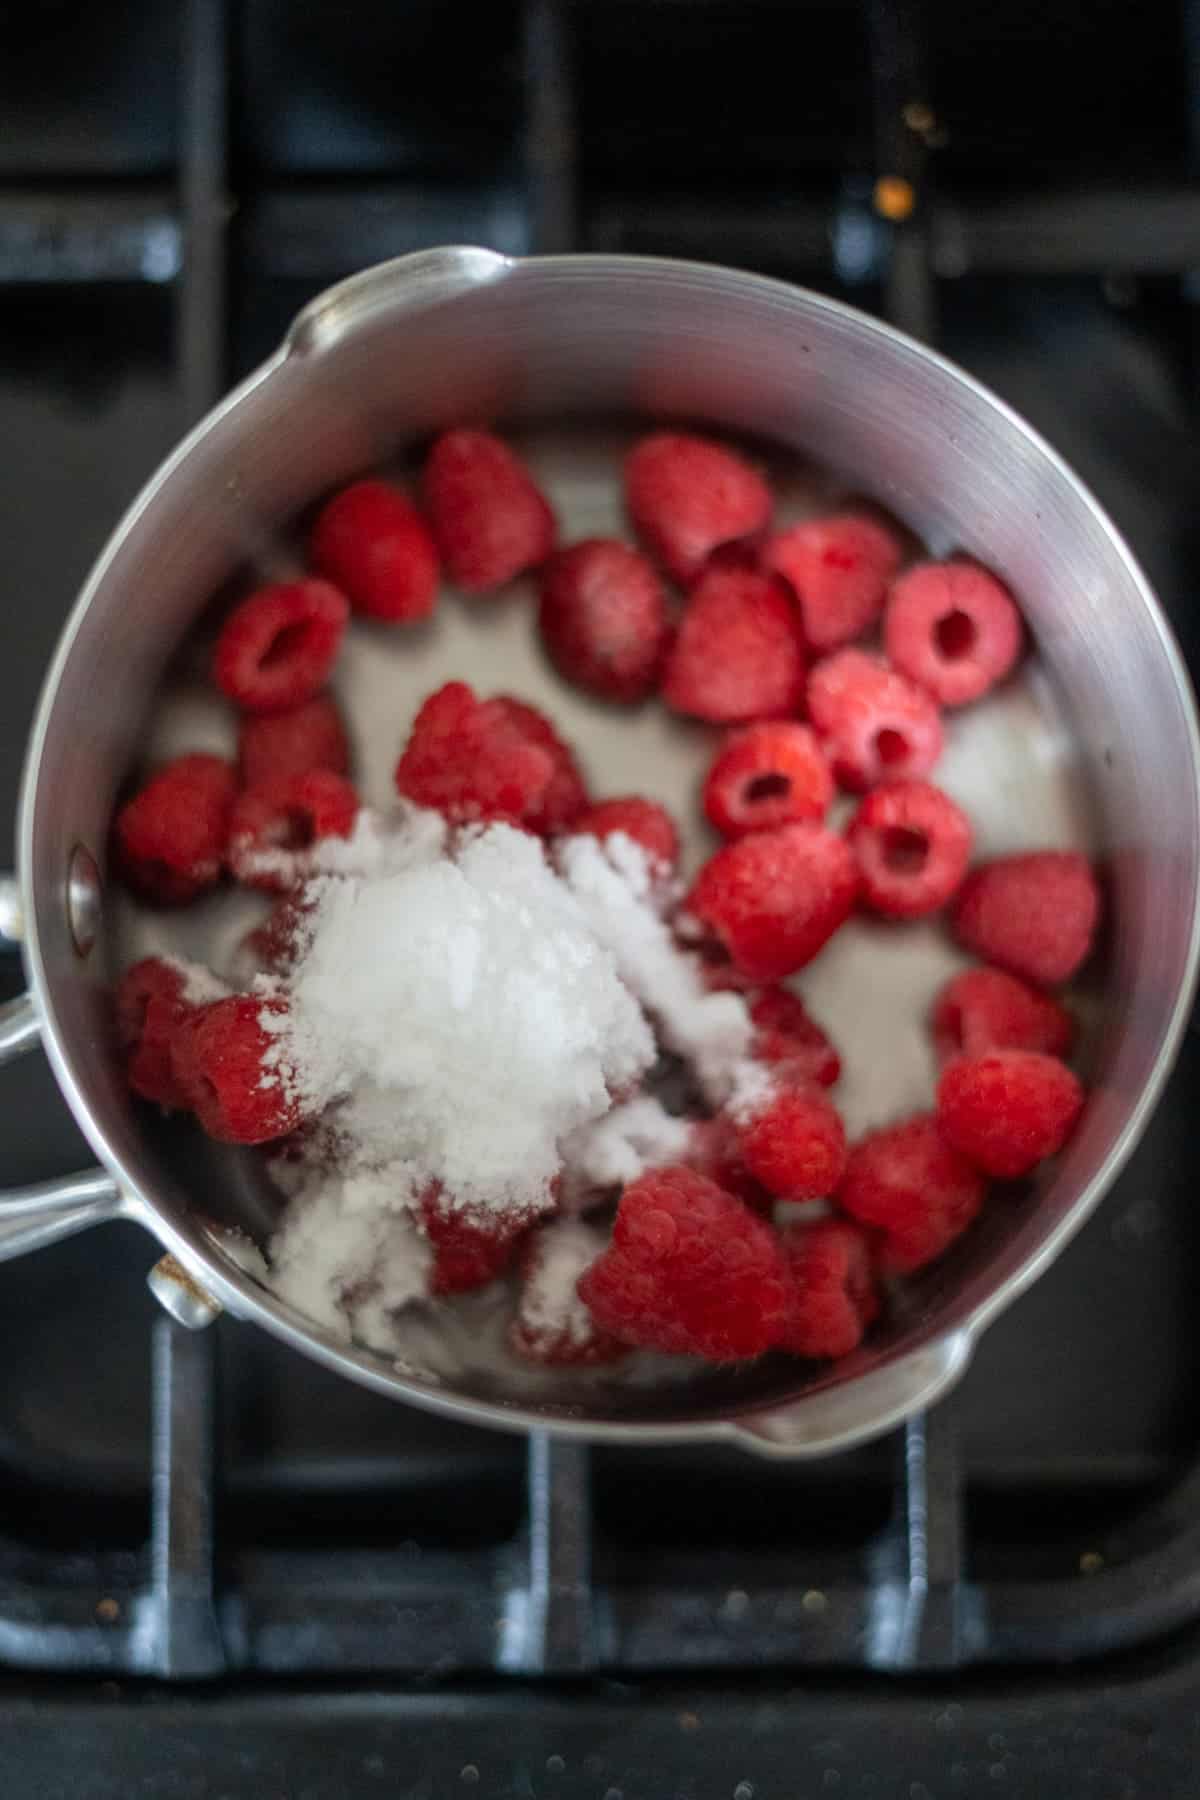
[662,567,805,723]
[490,696,589,834]
[115,957,192,1108]
[309,478,439,623]
[885,560,1022,707]
[422,428,556,593]
[936,1050,1084,1179]
[748,987,840,1086]
[951,851,1100,987]
[113,753,237,906]
[808,649,943,792]
[625,431,771,585]
[394,682,558,831]
[684,823,859,982]
[736,1080,847,1200]
[238,892,317,978]
[571,796,680,870]
[238,693,350,788]
[683,1115,774,1214]
[577,1166,793,1360]
[227,769,360,892]
[213,579,349,714]
[932,967,1074,1065]
[763,513,903,651]
[538,538,670,702]
[847,779,972,918]
[837,1113,985,1273]
[703,722,833,838]
[170,996,303,1144]
[418,1186,533,1295]
[777,1218,880,1359]
[508,1221,628,1366]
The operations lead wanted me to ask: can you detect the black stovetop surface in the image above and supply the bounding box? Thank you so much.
[3,2,1200,1794]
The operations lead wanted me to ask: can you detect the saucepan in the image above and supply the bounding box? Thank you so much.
[2,247,1197,1456]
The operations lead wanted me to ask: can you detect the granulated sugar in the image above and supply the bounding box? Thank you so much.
[516,1218,611,1349]
[563,1094,692,1192]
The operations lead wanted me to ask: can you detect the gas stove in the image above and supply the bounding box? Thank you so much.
[2,1,1200,1794]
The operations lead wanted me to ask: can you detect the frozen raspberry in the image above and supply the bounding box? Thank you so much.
[418,1186,533,1295]
[238,693,350,788]
[170,995,303,1144]
[238,892,317,978]
[213,579,349,714]
[395,682,556,831]
[509,1221,629,1366]
[932,967,1074,1065]
[951,850,1100,988]
[571,796,680,870]
[490,696,589,834]
[763,513,903,651]
[748,988,840,1087]
[577,1166,793,1360]
[777,1218,880,1359]
[113,753,237,906]
[422,428,556,593]
[683,1115,774,1214]
[684,823,858,982]
[885,560,1022,707]
[808,649,943,792]
[847,779,972,918]
[837,1113,986,1274]
[937,1050,1084,1180]
[625,431,772,586]
[309,478,439,623]
[736,1080,847,1200]
[538,538,670,702]
[227,769,360,892]
[116,957,192,1108]
[662,567,805,723]
[703,722,833,838]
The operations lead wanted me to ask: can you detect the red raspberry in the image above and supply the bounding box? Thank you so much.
[951,851,1100,988]
[538,538,670,702]
[489,696,589,834]
[847,779,972,919]
[395,682,557,831]
[683,1115,774,1214]
[763,513,903,651]
[936,1050,1084,1179]
[508,1221,628,1366]
[684,823,859,982]
[213,579,349,714]
[808,649,943,792]
[571,796,679,870]
[238,693,350,788]
[885,560,1022,707]
[736,1080,847,1200]
[777,1217,880,1359]
[170,995,303,1144]
[115,957,192,1108]
[227,769,360,892]
[113,753,237,906]
[703,722,833,838]
[748,987,841,1086]
[238,892,317,978]
[932,967,1074,1065]
[837,1113,985,1273]
[577,1166,793,1360]
[422,428,556,593]
[309,478,439,623]
[662,567,805,723]
[418,1186,533,1295]
[625,431,772,585]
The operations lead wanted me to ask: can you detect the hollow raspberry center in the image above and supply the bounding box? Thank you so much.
[875,727,910,767]
[881,826,929,874]
[935,609,976,659]
[743,772,791,806]
[261,621,312,670]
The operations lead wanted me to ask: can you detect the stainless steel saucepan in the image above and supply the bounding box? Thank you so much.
[2,247,1197,1456]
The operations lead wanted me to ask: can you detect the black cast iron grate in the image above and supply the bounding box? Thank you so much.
[1,0,1200,1687]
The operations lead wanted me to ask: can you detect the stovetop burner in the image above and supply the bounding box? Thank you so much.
[2,0,1200,1792]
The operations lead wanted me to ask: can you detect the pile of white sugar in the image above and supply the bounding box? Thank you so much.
[258,807,759,1350]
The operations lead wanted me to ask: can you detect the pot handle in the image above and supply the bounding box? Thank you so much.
[729,1330,975,1458]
